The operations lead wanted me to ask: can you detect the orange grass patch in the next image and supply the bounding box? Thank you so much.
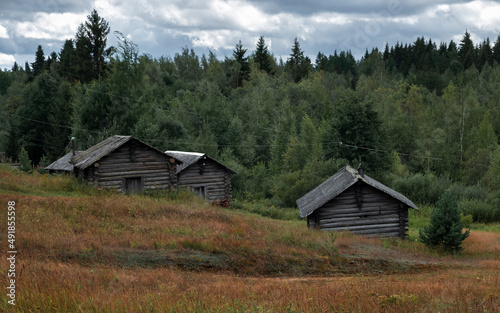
[463,231,500,256]
[2,258,499,313]
[2,166,500,312]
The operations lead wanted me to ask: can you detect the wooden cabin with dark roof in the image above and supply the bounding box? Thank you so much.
[296,165,418,239]
[68,135,181,193]
[165,151,236,206]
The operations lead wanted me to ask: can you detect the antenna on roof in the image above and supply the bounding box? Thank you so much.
[357,163,364,177]
[71,137,76,156]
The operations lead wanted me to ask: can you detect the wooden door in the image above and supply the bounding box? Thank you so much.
[125,177,142,194]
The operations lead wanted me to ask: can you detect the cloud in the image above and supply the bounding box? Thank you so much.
[1,0,499,70]
[0,25,9,38]
[453,1,500,32]
[15,12,84,40]
[0,53,16,69]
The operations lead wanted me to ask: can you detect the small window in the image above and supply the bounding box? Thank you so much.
[193,186,206,199]
[124,177,143,194]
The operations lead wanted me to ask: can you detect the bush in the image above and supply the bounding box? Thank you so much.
[390,172,451,205]
[459,199,499,223]
[462,184,491,202]
[419,190,470,253]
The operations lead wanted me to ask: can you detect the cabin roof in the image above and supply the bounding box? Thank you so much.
[165,150,237,175]
[72,135,181,170]
[296,165,418,218]
[45,151,82,172]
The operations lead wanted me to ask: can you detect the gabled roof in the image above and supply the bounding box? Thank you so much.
[165,150,237,175]
[72,135,181,170]
[45,151,82,172]
[296,165,418,218]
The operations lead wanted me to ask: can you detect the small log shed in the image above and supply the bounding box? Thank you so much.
[66,135,181,193]
[165,151,237,206]
[296,165,418,239]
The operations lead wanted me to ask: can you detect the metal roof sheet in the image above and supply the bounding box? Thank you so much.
[165,150,237,174]
[45,151,81,172]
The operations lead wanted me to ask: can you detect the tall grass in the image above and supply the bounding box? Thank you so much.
[2,258,499,312]
[1,165,500,312]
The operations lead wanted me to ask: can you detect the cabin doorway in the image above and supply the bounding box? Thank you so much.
[125,177,143,194]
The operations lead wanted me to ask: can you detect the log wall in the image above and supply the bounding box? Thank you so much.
[177,159,232,205]
[85,141,176,193]
[307,183,409,239]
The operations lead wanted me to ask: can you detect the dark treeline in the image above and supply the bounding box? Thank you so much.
[1,10,500,220]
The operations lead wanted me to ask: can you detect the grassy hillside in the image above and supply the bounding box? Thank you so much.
[1,165,500,312]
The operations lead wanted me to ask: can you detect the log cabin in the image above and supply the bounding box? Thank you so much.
[296,165,418,239]
[165,151,237,206]
[69,135,181,193]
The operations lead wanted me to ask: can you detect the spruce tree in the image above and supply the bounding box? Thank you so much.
[59,39,76,82]
[419,190,470,253]
[285,38,311,83]
[492,35,500,64]
[232,40,250,87]
[254,36,273,74]
[74,10,111,82]
[32,45,45,77]
[84,9,111,78]
[459,30,476,69]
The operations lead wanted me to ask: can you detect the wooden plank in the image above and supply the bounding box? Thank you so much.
[98,169,169,178]
[319,202,400,212]
[318,207,399,217]
[319,222,401,231]
[319,217,401,228]
[99,173,169,182]
[318,213,402,222]
[319,213,400,224]
[98,161,168,169]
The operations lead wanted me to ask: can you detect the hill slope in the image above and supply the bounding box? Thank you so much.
[1,165,500,312]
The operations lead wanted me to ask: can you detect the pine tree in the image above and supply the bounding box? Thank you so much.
[254,36,273,74]
[18,147,32,172]
[45,51,58,72]
[232,40,250,88]
[459,30,476,69]
[74,24,94,83]
[11,62,19,72]
[285,38,311,83]
[419,190,470,252]
[315,52,328,71]
[477,38,492,70]
[59,39,76,82]
[492,35,500,64]
[32,45,45,77]
[84,9,111,78]
[74,9,111,82]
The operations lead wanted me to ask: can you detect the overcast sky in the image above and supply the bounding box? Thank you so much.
[1,0,500,70]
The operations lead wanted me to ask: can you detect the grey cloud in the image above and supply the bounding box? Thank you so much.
[1,0,498,70]
[1,0,91,14]
[247,0,472,16]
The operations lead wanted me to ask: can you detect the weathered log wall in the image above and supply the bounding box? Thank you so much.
[177,159,232,205]
[84,141,175,193]
[307,183,409,239]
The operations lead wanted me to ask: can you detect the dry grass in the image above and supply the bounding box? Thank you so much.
[1,166,500,312]
[2,259,499,312]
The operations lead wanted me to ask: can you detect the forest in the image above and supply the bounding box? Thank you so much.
[1,10,500,222]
